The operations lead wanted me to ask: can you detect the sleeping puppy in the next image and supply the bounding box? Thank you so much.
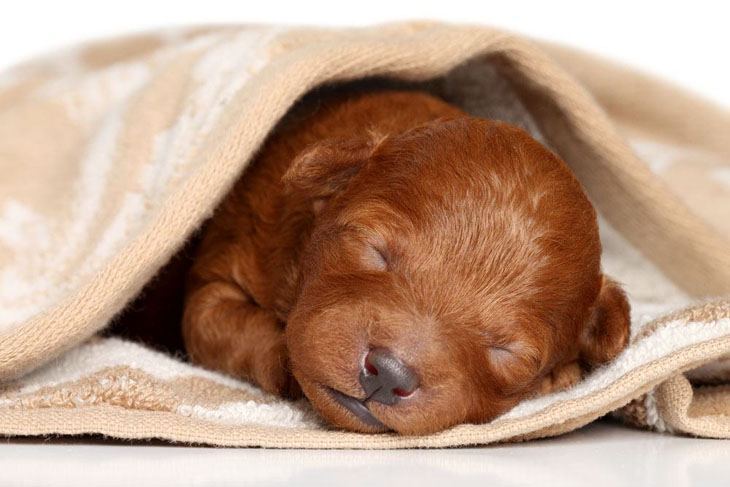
[182,88,630,435]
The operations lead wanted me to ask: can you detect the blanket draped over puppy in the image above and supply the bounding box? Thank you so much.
[0,22,729,448]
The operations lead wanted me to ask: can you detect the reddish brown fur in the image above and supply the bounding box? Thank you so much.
[181,89,630,434]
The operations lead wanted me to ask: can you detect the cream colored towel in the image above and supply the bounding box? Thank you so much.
[0,22,728,448]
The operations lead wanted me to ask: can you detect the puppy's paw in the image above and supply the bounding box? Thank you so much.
[537,361,582,395]
[251,337,302,399]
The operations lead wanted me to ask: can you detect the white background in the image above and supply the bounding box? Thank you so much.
[0,0,728,107]
[1,2,729,486]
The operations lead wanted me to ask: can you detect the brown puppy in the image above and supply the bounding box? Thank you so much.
[182,89,630,435]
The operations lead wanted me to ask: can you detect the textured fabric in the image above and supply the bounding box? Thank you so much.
[0,22,728,448]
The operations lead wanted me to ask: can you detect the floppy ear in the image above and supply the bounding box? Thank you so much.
[281,132,387,206]
[579,275,631,368]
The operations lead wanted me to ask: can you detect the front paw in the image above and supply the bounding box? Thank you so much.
[252,337,302,399]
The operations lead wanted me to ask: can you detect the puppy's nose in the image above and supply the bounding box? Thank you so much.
[359,348,419,405]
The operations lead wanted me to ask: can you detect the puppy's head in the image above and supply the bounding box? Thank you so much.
[282,117,630,435]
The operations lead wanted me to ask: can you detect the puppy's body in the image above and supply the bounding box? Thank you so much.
[182,88,630,434]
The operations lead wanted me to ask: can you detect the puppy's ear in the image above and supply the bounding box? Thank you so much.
[282,132,387,204]
[579,275,631,368]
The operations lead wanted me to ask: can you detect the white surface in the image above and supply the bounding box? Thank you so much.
[0,1,728,107]
[1,421,729,486]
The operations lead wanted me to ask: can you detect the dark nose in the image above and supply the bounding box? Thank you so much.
[359,348,419,405]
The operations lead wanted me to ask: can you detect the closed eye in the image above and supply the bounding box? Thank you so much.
[488,345,515,365]
[362,243,389,271]
[487,338,544,389]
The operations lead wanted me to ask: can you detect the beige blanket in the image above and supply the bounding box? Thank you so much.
[0,21,728,448]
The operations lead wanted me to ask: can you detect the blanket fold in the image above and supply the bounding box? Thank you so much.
[0,21,728,448]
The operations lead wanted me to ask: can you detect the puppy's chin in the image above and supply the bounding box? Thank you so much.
[295,376,390,433]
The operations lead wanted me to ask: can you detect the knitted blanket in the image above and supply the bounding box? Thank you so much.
[1,22,728,448]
